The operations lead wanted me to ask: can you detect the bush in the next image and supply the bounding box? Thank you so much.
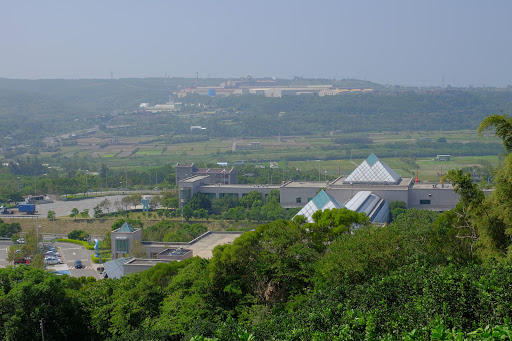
[56,238,94,250]
[56,238,109,250]
[91,252,111,263]
[67,229,89,241]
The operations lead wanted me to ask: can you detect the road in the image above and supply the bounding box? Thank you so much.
[13,194,155,218]
[37,195,128,218]
[0,240,12,269]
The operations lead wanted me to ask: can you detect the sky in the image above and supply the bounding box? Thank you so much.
[2,0,511,87]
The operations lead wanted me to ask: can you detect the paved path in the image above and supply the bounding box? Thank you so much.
[32,194,153,218]
[0,241,12,268]
[48,241,103,279]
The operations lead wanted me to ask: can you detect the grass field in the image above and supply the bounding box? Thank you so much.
[4,216,258,237]
[33,129,503,178]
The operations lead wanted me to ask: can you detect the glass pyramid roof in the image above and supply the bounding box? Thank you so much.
[344,153,401,184]
[118,222,135,232]
[294,190,343,223]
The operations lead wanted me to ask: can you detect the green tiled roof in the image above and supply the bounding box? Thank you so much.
[118,222,134,232]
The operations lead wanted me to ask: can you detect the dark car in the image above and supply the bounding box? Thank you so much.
[74,260,83,269]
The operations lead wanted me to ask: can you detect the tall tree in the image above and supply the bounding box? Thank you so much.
[478,114,512,152]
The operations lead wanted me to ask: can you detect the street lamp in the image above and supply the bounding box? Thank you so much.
[119,182,122,195]
[85,170,89,197]
[17,177,20,191]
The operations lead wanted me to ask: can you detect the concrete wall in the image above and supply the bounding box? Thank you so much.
[175,165,195,185]
[280,186,323,208]
[200,185,277,202]
[408,187,460,210]
[179,176,212,207]
[329,188,409,207]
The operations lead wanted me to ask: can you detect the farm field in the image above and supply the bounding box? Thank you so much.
[39,129,502,182]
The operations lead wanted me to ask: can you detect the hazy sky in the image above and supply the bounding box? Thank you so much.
[2,1,511,86]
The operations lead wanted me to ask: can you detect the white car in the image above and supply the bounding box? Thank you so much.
[44,257,61,265]
[16,238,25,244]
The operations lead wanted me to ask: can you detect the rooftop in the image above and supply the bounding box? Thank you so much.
[180,175,210,183]
[118,222,135,233]
[281,181,327,188]
[202,184,280,189]
[196,168,235,174]
[157,248,192,256]
[344,153,401,185]
[331,177,413,189]
[125,258,173,266]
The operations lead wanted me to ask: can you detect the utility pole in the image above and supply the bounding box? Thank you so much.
[40,318,46,341]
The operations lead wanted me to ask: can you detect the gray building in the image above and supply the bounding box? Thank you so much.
[175,163,238,185]
[111,222,142,260]
[178,154,463,215]
[178,174,280,208]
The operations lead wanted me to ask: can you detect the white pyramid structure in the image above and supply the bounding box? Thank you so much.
[344,154,401,185]
[294,189,343,223]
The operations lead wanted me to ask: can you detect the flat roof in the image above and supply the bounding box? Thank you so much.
[202,184,280,189]
[410,182,454,189]
[125,258,173,266]
[196,168,234,174]
[329,177,413,189]
[281,181,329,188]
[180,175,210,183]
[157,248,192,256]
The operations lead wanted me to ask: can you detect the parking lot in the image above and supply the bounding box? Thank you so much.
[0,240,103,279]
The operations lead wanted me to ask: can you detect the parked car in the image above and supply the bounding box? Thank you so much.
[74,260,83,269]
[45,257,60,265]
[14,258,30,265]
[16,238,25,244]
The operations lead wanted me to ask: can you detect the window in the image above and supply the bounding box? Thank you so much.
[296,197,302,203]
[116,238,129,253]
[307,198,313,202]
[420,199,431,205]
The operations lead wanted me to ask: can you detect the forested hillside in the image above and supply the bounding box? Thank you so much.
[1,77,512,145]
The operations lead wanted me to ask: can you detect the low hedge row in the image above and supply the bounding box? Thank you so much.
[56,238,109,250]
[56,238,95,250]
[91,252,111,264]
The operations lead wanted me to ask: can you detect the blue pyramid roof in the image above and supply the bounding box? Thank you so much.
[118,222,135,232]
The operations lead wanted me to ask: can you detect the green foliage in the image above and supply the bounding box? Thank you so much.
[185,193,212,212]
[163,223,207,243]
[0,219,21,238]
[110,218,143,231]
[56,238,98,250]
[0,266,90,340]
[46,210,56,220]
[91,252,111,263]
[70,207,79,219]
[389,200,407,221]
[478,113,512,152]
[67,229,90,241]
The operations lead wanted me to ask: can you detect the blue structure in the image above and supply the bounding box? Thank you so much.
[207,89,216,97]
[94,239,99,257]
[141,198,151,212]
